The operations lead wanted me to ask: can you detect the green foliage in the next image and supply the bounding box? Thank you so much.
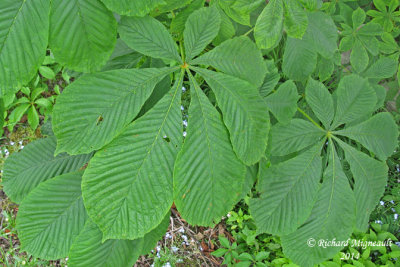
[1,1,400,266]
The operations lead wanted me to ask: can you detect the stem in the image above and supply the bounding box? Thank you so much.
[179,41,185,64]
[243,28,254,36]
[297,107,325,131]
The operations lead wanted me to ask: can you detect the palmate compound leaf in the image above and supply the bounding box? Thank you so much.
[250,142,323,236]
[254,0,284,50]
[100,0,165,16]
[332,74,377,129]
[334,112,398,161]
[17,172,88,260]
[82,70,184,240]
[118,15,182,63]
[334,138,388,232]
[49,0,117,72]
[281,143,356,267]
[68,213,170,267]
[2,136,92,203]
[184,6,221,62]
[0,0,49,96]
[173,72,246,226]
[193,67,270,165]
[191,36,267,88]
[53,67,177,155]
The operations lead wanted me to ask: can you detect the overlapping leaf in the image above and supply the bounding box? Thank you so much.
[250,143,323,235]
[0,0,49,95]
[194,67,270,165]
[82,72,184,240]
[281,144,356,266]
[100,0,164,16]
[184,6,221,61]
[173,73,246,226]
[17,172,88,260]
[192,36,267,87]
[53,67,176,155]
[3,137,91,203]
[49,0,117,72]
[68,213,169,267]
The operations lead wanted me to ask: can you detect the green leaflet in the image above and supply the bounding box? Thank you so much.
[282,36,317,81]
[53,67,177,155]
[218,0,251,26]
[141,212,171,255]
[283,0,308,39]
[100,0,165,16]
[68,219,143,267]
[250,143,323,235]
[101,39,143,71]
[335,139,388,232]
[2,137,92,203]
[0,0,49,96]
[118,16,182,63]
[192,36,267,88]
[281,143,356,267]
[49,0,117,72]
[305,78,334,129]
[332,74,377,128]
[264,80,299,124]
[170,0,205,37]
[68,212,170,267]
[350,39,369,73]
[213,6,236,46]
[335,113,398,161]
[17,172,88,260]
[184,6,221,61]
[254,0,284,50]
[194,67,270,165]
[259,60,281,98]
[173,73,246,226]
[82,71,184,240]
[362,57,398,79]
[269,119,325,157]
[282,11,338,81]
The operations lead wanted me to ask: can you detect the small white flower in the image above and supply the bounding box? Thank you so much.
[183,120,188,127]
[183,131,187,137]
[171,246,178,253]
[375,220,382,224]
[182,87,186,92]
[20,145,24,149]
[10,141,15,146]
[65,257,69,261]
[179,228,185,233]
[395,214,399,220]
[156,246,161,252]
[390,200,395,204]
[177,259,183,263]
[380,201,385,206]
[227,212,231,218]
[18,141,23,145]
[181,105,184,111]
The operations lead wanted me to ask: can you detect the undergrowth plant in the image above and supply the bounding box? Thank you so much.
[0,0,399,266]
